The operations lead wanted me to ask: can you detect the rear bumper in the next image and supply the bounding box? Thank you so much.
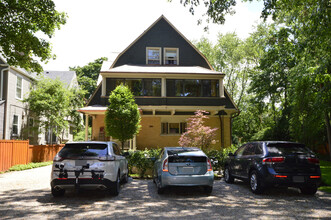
[161,171,214,187]
[51,178,114,190]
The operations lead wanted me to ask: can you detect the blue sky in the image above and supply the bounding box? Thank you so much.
[42,0,264,71]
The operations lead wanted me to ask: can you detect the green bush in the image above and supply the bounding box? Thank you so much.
[8,161,53,172]
[126,148,161,178]
[205,145,239,172]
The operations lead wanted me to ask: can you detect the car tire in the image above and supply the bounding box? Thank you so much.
[157,178,164,194]
[110,172,120,196]
[51,187,65,197]
[250,170,264,194]
[224,167,234,183]
[204,186,213,194]
[300,185,318,195]
[122,169,129,184]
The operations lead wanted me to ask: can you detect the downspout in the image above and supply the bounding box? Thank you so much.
[218,114,224,149]
[1,65,9,139]
[231,111,241,145]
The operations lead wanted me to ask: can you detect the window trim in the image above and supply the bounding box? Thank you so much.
[161,122,186,135]
[164,48,179,65]
[16,75,23,100]
[146,47,162,65]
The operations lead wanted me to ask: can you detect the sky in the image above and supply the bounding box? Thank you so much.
[42,0,265,71]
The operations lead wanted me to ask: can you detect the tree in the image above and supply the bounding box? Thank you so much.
[0,0,66,73]
[178,110,218,151]
[105,84,141,150]
[69,57,108,99]
[23,76,85,143]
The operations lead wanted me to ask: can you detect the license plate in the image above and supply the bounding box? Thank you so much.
[182,167,194,172]
[75,160,87,166]
[293,176,305,183]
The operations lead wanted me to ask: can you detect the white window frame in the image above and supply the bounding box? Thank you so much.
[12,114,19,136]
[146,47,161,65]
[16,75,23,99]
[28,117,34,137]
[164,48,179,65]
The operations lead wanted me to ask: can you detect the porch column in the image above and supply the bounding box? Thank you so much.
[102,76,106,96]
[133,135,137,150]
[219,78,224,98]
[161,78,166,97]
[85,114,89,141]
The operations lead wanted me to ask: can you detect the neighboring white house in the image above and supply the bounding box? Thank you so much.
[0,57,78,144]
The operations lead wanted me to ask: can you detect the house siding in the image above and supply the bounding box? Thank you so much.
[114,18,210,68]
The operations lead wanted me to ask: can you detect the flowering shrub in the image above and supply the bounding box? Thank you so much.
[179,110,218,151]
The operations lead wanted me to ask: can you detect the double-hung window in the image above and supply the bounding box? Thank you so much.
[164,48,178,65]
[161,122,186,135]
[12,115,19,136]
[146,47,161,65]
[16,75,23,99]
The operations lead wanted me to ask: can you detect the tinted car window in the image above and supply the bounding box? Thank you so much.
[267,143,312,156]
[113,143,121,155]
[255,144,263,155]
[235,145,246,157]
[243,144,255,156]
[59,143,108,157]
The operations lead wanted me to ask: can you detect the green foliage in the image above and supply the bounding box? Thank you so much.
[105,85,141,150]
[205,145,238,171]
[23,76,85,142]
[0,0,66,73]
[74,127,91,141]
[320,160,331,187]
[8,161,53,172]
[69,57,108,99]
[126,148,161,178]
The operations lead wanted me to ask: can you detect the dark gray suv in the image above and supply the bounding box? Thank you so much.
[224,141,321,194]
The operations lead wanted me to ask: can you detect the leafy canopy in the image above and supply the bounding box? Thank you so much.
[70,57,108,99]
[23,76,85,141]
[105,84,141,150]
[0,0,66,73]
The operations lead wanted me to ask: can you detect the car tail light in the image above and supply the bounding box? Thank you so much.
[207,159,213,172]
[274,175,287,178]
[263,157,284,164]
[98,155,115,161]
[162,158,169,172]
[310,176,321,179]
[53,154,64,162]
[307,157,319,164]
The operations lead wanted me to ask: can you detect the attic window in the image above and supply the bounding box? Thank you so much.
[146,47,161,65]
[164,48,178,65]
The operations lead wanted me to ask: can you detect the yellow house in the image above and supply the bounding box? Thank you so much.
[78,15,238,150]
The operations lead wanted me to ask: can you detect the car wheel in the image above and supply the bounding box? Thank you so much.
[157,178,164,194]
[110,172,120,196]
[300,185,318,195]
[122,168,129,184]
[204,186,213,194]
[250,170,264,194]
[224,167,234,183]
[51,187,65,197]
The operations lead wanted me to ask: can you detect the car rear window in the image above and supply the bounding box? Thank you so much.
[167,149,200,155]
[168,156,207,163]
[266,143,312,156]
[59,143,108,158]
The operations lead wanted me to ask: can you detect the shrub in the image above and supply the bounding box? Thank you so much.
[205,145,239,172]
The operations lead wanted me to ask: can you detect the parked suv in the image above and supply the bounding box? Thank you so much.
[224,141,321,194]
[51,141,128,197]
[153,147,214,194]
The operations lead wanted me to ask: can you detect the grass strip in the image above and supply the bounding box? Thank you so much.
[319,160,331,193]
[8,161,53,172]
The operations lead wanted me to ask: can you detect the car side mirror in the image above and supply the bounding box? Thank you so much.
[228,153,234,157]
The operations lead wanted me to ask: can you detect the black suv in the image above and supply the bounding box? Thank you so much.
[224,141,321,194]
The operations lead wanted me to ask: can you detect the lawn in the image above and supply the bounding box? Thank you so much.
[319,160,331,193]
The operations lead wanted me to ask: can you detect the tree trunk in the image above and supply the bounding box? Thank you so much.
[121,141,125,152]
[325,112,331,160]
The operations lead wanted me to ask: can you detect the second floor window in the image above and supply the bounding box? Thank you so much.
[166,79,219,97]
[107,78,161,96]
[146,47,161,65]
[16,75,22,99]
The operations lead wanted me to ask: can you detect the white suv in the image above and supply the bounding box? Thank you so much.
[51,141,128,197]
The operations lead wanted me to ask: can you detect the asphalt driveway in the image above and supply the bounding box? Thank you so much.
[0,165,330,219]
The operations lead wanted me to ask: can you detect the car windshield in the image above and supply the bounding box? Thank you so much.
[59,143,108,157]
[267,143,312,157]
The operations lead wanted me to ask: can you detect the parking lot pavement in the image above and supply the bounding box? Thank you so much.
[0,165,331,219]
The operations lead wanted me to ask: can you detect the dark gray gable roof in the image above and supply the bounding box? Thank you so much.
[110,15,213,70]
[43,71,76,87]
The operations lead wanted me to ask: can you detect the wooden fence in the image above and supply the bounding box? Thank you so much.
[0,140,64,172]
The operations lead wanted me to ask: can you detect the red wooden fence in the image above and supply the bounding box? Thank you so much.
[0,140,64,172]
